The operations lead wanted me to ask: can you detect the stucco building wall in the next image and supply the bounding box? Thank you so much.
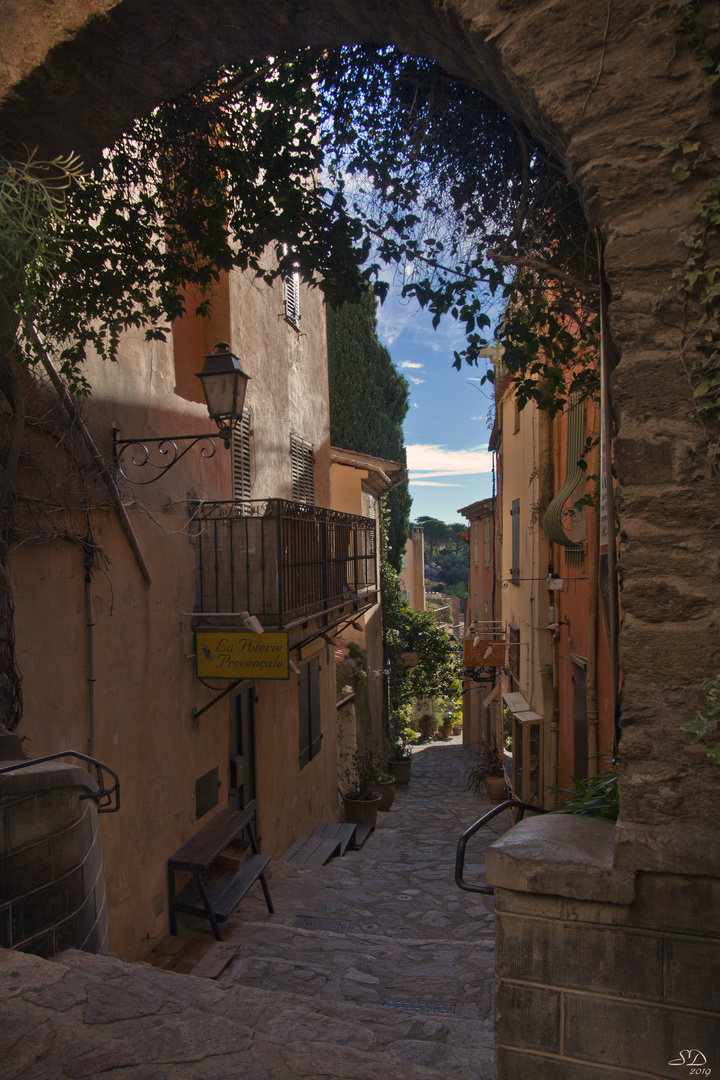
[10,272,344,957]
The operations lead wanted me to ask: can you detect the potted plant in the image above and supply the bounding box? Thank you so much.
[370,769,396,811]
[341,747,382,825]
[386,719,417,786]
[466,739,507,802]
[419,712,437,740]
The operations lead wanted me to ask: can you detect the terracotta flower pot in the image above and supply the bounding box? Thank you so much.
[386,758,412,786]
[484,775,507,802]
[342,793,381,826]
[438,724,453,740]
[370,778,396,812]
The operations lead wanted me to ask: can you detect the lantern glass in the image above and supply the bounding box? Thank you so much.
[196,342,250,428]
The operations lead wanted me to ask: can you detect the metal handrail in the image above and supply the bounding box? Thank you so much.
[0,751,120,813]
[455,798,548,893]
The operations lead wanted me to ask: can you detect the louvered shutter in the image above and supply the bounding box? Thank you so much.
[284,272,300,327]
[298,661,310,770]
[484,516,491,567]
[231,408,252,504]
[511,499,520,584]
[291,434,315,504]
[309,657,322,759]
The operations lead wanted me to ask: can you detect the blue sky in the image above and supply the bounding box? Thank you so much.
[375,287,495,525]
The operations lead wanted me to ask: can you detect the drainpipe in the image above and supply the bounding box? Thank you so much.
[84,566,95,758]
[586,427,601,777]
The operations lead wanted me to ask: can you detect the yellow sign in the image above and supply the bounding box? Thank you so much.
[196,631,289,680]
[463,636,506,668]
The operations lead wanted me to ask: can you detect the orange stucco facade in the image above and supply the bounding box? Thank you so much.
[10,268,375,958]
[460,371,614,807]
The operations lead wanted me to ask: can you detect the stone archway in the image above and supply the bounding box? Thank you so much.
[2,0,717,842]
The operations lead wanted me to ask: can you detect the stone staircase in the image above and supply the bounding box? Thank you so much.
[2,742,502,1079]
[1,942,494,1080]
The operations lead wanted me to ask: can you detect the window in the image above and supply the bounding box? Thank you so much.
[284,270,300,328]
[510,499,520,584]
[484,516,490,567]
[231,407,252,504]
[298,656,322,769]
[291,434,315,504]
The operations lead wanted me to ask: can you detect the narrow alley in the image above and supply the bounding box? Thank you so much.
[2,739,511,1080]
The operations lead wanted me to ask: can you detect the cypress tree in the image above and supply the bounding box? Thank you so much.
[327,289,411,570]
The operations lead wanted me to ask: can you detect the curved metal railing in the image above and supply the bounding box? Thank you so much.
[0,751,120,813]
[455,799,548,893]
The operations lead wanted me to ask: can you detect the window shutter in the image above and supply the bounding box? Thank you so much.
[298,656,322,769]
[309,657,322,758]
[284,272,300,327]
[473,522,478,567]
[298,662,310,769]
[291,434,315,504]
[511,499,520,584]
[231,407,252,504]
[484,516,490,567]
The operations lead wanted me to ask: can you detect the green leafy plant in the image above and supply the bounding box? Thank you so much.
[342,747,386,798]
[549,763,620,821]
[681,675,720,764]
[466,738,504,796]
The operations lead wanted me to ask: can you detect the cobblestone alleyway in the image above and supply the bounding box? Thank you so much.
[1,738,513,1080]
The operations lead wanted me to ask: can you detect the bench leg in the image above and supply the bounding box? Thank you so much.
[195,870,223,941]
[259,871,274,915]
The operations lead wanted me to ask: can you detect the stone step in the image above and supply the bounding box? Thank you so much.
[211,916,495,1022]
[18,946,494,1079]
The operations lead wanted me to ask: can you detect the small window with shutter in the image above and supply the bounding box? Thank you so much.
[232,407,252,505]
[291,434,314,504]
[284,270,300,328]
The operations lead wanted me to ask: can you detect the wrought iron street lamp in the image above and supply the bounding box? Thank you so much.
[113,343,250,484]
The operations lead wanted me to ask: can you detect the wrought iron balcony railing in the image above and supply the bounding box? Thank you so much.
[195,499,377,630]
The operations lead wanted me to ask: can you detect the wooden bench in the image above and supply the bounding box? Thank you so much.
[168,809,273,942]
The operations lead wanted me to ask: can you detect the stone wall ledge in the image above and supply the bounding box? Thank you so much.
[0,760,99,798]
[485,816,636,903]
[613,820,720,878]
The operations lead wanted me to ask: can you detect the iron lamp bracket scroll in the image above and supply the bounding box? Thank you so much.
[111,343,250,485]
[112,429,223,485]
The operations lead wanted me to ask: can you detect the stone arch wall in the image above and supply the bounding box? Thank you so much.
[0,0,718,846]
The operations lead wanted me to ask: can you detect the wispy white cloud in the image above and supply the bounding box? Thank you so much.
[412,402,420,408]
[408,376,425,385]
[407,443,492,478]
[411,480,463,487]
[399,361,425,370]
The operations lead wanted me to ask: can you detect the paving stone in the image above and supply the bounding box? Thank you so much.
[64,1013,254,1077]
[0,742,502,1080]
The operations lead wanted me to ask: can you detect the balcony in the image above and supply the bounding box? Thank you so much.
[195,500,378,635]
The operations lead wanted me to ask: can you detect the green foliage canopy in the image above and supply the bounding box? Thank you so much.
[6,47,598,412]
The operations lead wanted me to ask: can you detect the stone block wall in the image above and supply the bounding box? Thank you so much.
[0,762,107,956]
[487,816,720,1080]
